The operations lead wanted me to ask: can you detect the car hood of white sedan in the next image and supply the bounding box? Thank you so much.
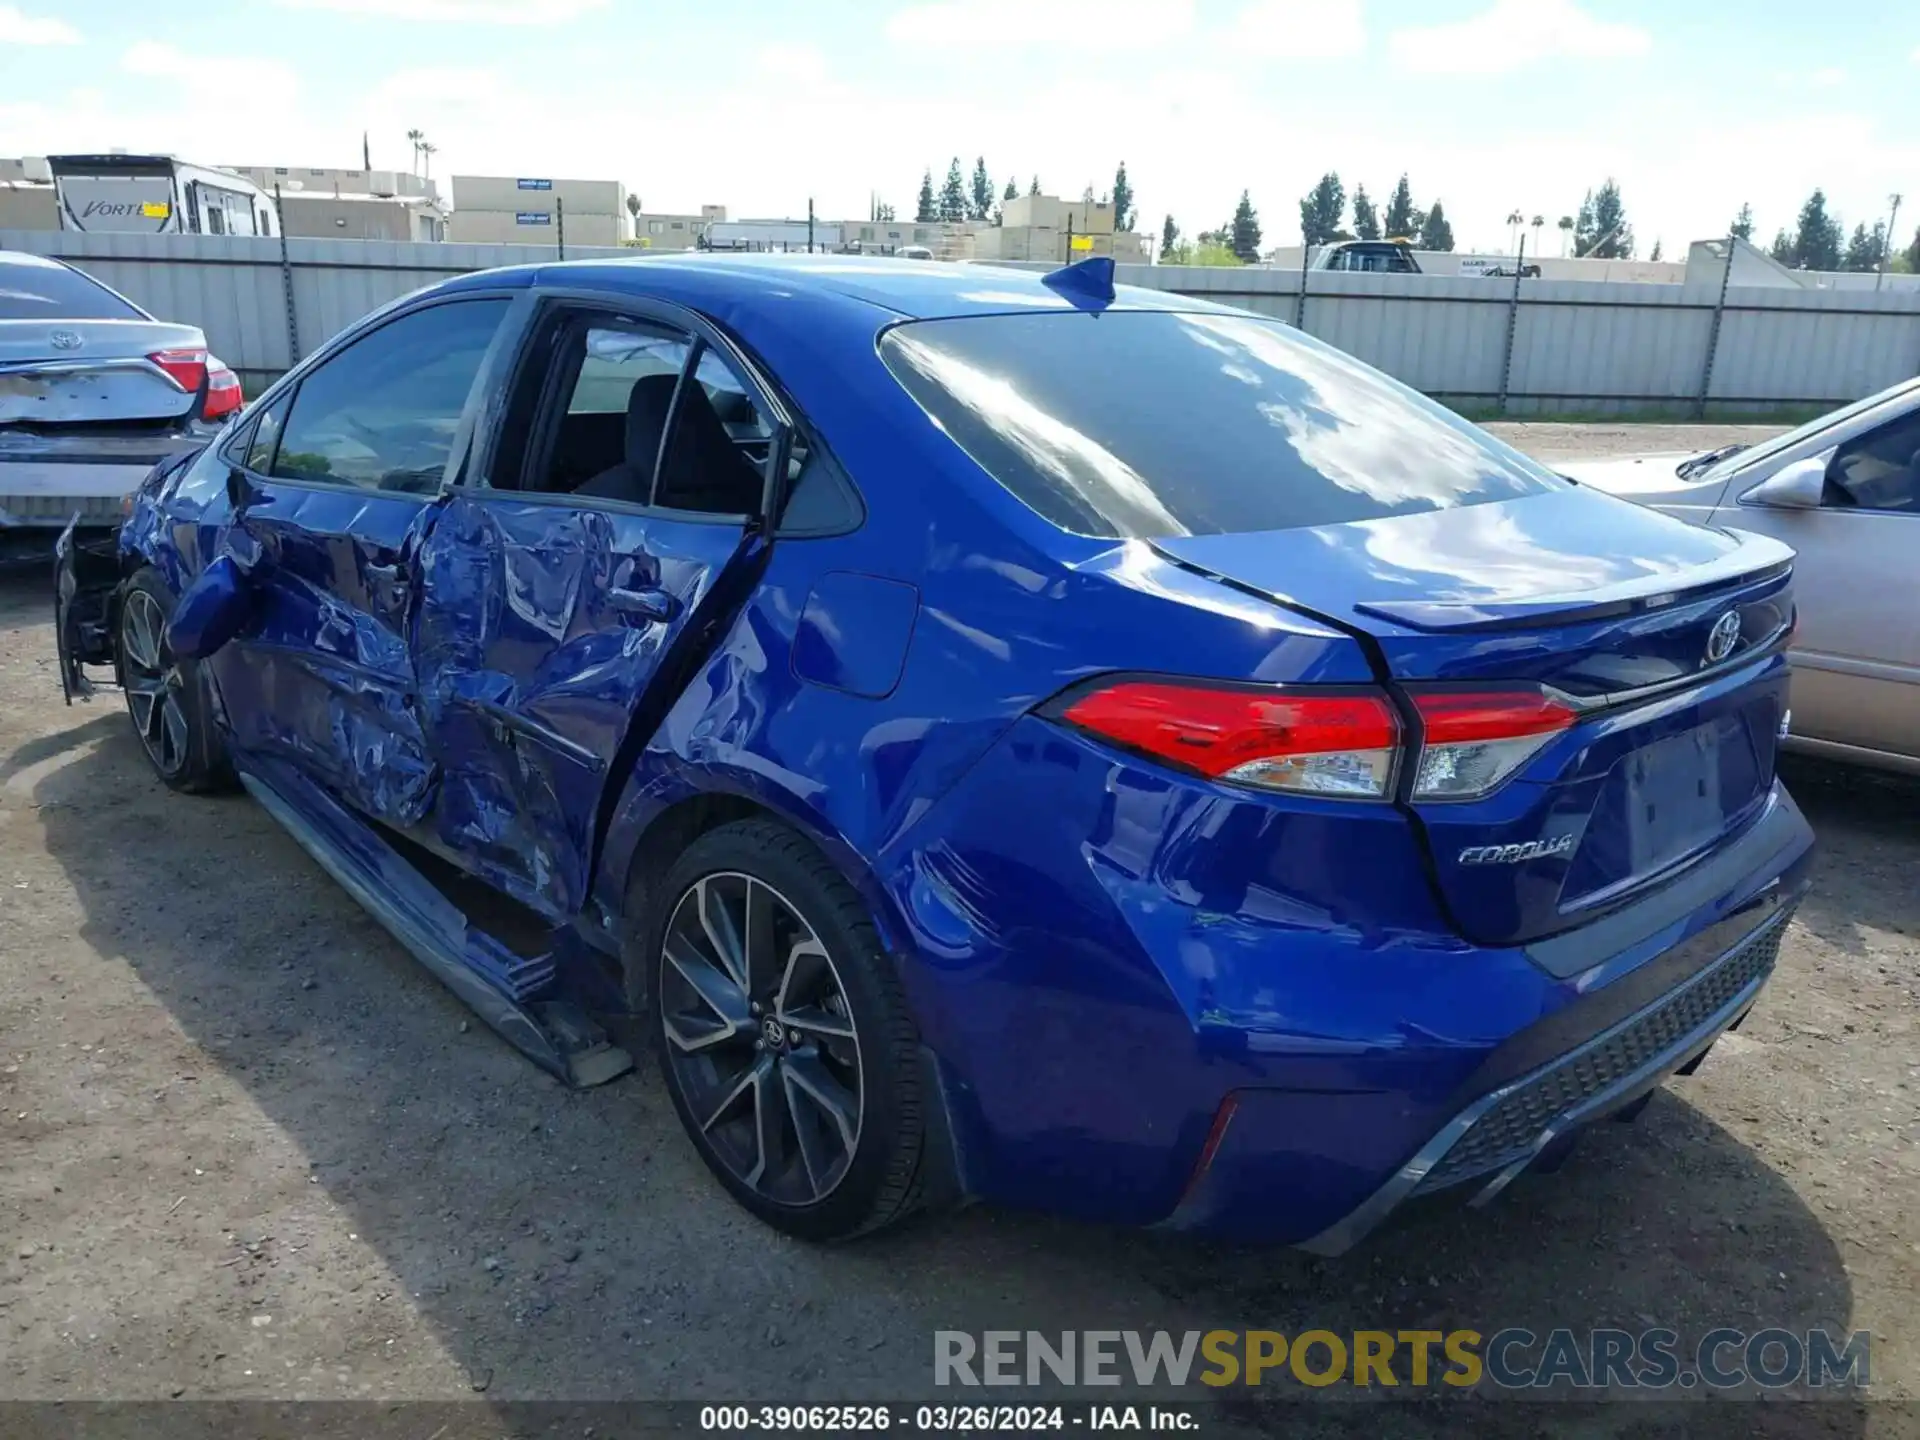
[1554,453,1710,502]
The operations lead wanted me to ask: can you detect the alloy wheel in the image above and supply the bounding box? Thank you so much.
[121,588,190,779]
[660,872,863,1206]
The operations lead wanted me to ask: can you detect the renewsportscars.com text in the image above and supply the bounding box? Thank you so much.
[934,1328,1871,1391]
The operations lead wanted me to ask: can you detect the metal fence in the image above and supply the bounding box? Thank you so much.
[8,229,1919,417]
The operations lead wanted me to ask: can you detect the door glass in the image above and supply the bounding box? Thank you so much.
[1829,411,1920,513]
[244,393,291,473]
[533,321,693,498]
[271,298,508,493]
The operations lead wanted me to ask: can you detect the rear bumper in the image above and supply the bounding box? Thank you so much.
[0,434,206,532]
[1292,904,1789,1253]
[884,715,1815,1246]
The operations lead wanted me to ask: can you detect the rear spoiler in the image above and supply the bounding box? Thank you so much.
[1353,529,1794,633]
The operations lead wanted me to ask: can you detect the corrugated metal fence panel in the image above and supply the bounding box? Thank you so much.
[6,232,1917,412]
[1509,283,1716,405]
[1708,286,1920,406]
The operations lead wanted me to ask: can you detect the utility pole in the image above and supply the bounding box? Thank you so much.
[807,197,815,254]
[1877,193,1902,292]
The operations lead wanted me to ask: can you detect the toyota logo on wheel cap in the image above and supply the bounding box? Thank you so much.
[48,330,83,351]
[1705,610,1742,665]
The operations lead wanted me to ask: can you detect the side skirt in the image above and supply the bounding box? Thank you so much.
[237,756,633,1089]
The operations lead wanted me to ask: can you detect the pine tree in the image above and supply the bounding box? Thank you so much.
[1382,174,1417,240]
[1649,238,1663,262]
[970,157,993,222]
[1029,176,1040,197]
[1574,179,1633,259]
[1730,203,1755,241]
[1160,214,1178,259]
[1112,162,1135,233]
[1906,225,1920,272]
[1418,201,1454,252]
[1230,191,1262,263]
[1351,185,1380,241]
[1768,229,1796,264]
[915,169,936,223]
[1298,172,1346,247]
[939,158,968,223]
[1791,189,1843,271]
[1003,178,1018,202]
[1842,221,1884,272]
[875,201,895,222]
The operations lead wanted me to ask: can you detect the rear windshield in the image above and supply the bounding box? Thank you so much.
[0,259,144,321]
[880,310,1565,538]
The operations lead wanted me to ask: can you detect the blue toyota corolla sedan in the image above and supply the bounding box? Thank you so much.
[54,254,1813,1250]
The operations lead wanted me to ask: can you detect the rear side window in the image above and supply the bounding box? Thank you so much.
[0,258,144,321]
[880,311,1565,538]
[272,298,507,492]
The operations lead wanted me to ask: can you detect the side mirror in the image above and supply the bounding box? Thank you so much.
[1743,453,1831,510]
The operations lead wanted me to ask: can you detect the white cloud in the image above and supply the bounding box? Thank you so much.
[368,66,504,107]
[885,0,1195,52]
[273,0,605,21]
[1389,0,1649,75]
[122,41,301,96]
[1811,66,1845,87]
[0,4,79,43]
[1233,0,1364,59]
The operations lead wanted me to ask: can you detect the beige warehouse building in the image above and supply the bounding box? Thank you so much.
[450,174,625,247]
[973,194,1147,264]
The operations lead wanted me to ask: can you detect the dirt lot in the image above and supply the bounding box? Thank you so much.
[1,425,1915,1433]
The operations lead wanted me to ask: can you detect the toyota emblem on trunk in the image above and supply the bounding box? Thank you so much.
[48,330,83,351]
[1705,611,1741,665]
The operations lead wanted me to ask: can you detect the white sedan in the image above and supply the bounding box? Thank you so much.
[1561,377,1920,776]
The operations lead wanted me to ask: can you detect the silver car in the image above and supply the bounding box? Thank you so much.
[1563,377,1920,775]
[1,249,241,561]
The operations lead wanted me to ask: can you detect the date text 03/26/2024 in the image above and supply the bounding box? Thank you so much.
[698,1405,1194,1432]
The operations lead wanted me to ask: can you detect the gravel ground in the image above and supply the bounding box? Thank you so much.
[1,424,1914,1434]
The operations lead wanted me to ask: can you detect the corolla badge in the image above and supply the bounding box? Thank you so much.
[1459,835,1575,865]
[48,330,83,351]
[1705,610,1742,665]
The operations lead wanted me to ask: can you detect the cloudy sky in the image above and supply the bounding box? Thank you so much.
[2,0,1916,255]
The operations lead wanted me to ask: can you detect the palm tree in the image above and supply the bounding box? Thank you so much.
[406,128,424,176]
[1530,215,1545,258]
[625,192,640,239]
[1506,209,1524,254]
[1557,214,1574,257]
[418,141,437,180]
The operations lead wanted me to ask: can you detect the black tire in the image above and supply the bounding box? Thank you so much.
[116,567,234,795]
[640,817,925,1241]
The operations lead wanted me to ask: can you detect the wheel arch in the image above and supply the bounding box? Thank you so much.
[600,764,917,990]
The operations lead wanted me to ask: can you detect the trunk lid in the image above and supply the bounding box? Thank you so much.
[0,319,206,427]
[1156,488,1796,946]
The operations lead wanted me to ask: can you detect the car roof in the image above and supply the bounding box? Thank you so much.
[433,252,1230,323]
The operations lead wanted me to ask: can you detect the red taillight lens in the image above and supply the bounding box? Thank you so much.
[148,346,209,396]
[1061,680,1401,798]
[202,362,243,420]
[1409,688,1576,800]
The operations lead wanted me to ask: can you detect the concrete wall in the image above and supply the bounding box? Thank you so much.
[4,228,1915,416]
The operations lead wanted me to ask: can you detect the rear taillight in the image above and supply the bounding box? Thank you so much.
[1409,688,1576,800]
[148,346,209,395]
[1060,680,1401,798]
[202,362,243,421]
